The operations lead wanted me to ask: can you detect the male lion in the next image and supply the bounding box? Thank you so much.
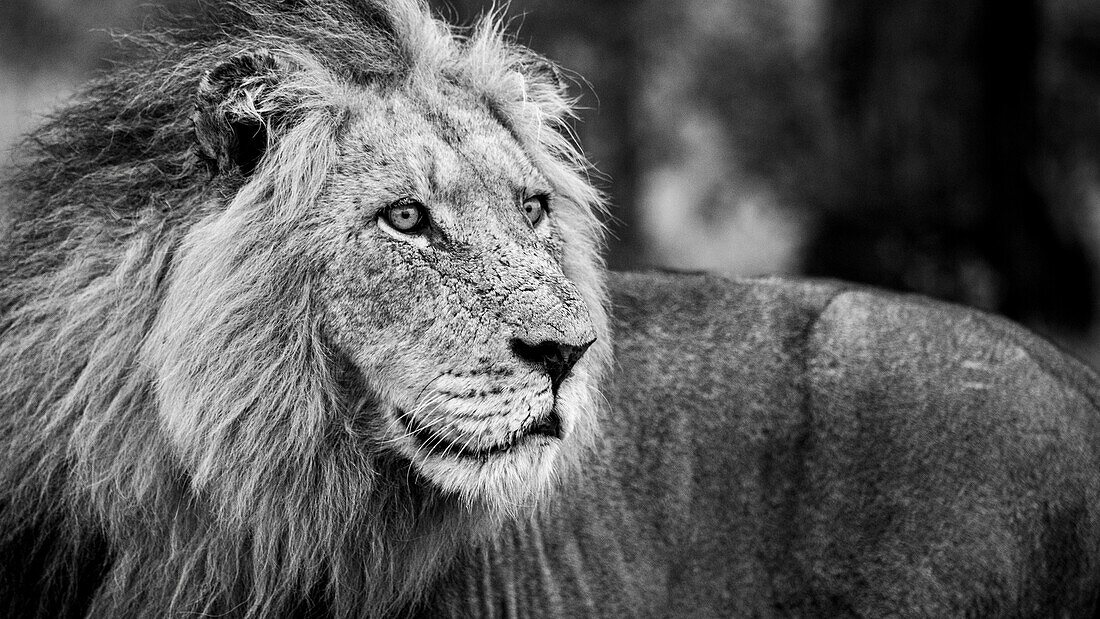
[1,0,1098,617]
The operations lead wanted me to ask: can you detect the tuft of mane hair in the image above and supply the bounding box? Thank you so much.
[0,1,605,617]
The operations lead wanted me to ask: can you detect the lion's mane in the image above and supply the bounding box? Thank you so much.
[0,1,608,617]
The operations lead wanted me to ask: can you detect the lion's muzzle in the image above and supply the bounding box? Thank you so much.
[510,336,596,393]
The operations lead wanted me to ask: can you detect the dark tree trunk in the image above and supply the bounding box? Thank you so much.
[978,0,1094,328]
[804,0,1095,331]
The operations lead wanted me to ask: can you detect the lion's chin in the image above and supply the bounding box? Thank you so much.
[391,405,566,510]
[389,378,596,512]
[407,437,563,512]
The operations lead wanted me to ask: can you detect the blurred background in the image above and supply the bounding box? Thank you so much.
[3,0,1100,363]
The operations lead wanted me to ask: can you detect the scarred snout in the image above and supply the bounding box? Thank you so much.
[496,251,598,392]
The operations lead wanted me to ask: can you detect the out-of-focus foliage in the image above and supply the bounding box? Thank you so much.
[3,0,1100,345]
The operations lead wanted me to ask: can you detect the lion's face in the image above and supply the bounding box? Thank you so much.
[315,86,599,506]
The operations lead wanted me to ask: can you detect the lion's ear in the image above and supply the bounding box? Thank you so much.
[193,51,293,177]
[517,52,565,94]
[509,51,574,124]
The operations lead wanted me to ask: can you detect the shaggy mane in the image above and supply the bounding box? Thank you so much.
[0,1,607,617]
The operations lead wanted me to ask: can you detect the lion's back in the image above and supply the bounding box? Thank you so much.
[605,271,1100,616]
[798,287,1100,615]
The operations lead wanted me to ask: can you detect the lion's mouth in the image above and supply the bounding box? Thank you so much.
[397,408,562,460]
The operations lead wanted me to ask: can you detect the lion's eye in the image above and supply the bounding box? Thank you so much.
[382,201,427,234]
[522,195,548,226]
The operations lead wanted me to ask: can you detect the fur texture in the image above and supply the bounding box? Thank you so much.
[0,1,610,617]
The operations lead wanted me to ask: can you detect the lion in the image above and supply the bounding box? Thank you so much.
[1,0,1098,617]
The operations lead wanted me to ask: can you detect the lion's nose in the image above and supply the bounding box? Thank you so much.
[510,337,596,392]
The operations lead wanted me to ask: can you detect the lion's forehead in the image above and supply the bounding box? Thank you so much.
[336,89,542,202]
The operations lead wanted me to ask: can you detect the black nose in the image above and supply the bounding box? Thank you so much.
[511,337,596,391]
